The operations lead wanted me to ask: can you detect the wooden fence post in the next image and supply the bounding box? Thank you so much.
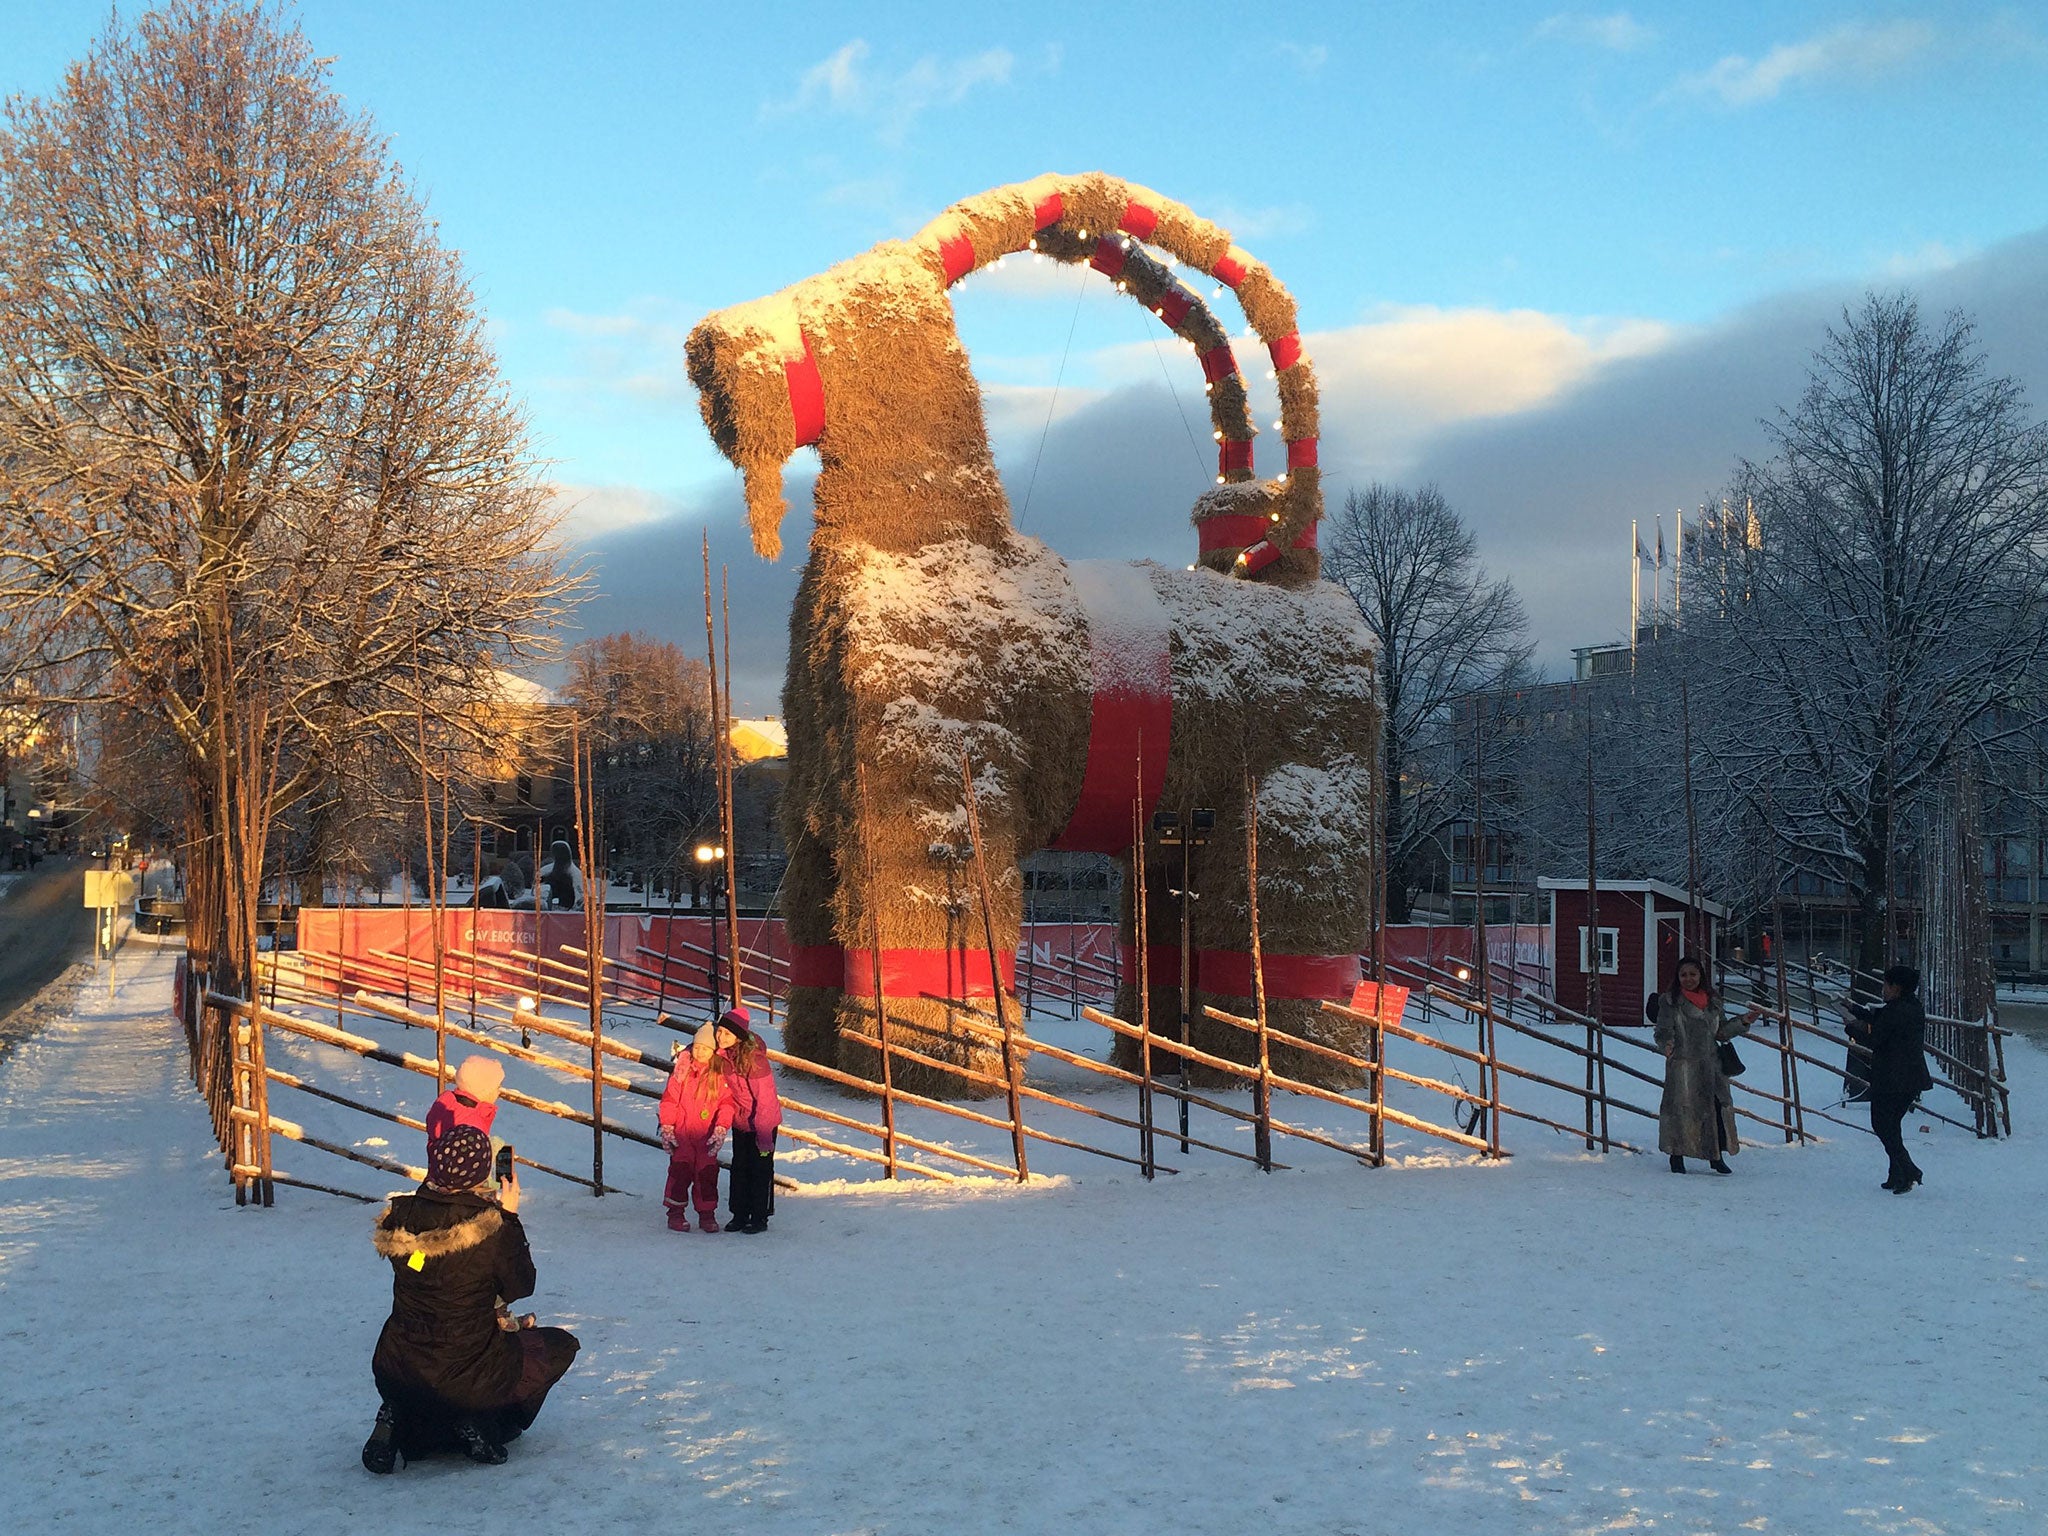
[1245,771,1274,1174]
[960,755,1028,1182]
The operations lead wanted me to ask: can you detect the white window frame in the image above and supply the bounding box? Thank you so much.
[1577,925,1620,975]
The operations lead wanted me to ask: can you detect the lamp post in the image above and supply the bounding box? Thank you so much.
[695,842,725,1011]
[1151,806,1214,1152]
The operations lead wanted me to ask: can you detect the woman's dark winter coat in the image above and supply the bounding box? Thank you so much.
[1848,994,1935,1098]
[1653,992,1745,1160]
[370,1188,576,1452]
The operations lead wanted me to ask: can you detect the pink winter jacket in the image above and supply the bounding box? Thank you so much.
[725,1047,782,1139]
[658,1058,733,1152]
[424,1089,497,1146]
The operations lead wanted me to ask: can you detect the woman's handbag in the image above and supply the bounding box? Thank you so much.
[1717,1039,1747,1077]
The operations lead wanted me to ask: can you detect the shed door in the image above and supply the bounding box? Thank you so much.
[1654,912,1684,996]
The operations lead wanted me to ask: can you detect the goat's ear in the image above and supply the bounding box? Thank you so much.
[685,317,797,560]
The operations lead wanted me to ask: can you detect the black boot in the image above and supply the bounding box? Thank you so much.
[455,1419,508,1466]
[361,1403,399,1475]
[1669,1155,1685,1174]
[1709,1159,1732,1175]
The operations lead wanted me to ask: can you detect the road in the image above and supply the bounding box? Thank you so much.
[0,859,94,1055]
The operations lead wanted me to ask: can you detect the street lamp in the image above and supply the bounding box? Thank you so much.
[1151,806,1214,1152]
[695,842,725,1009]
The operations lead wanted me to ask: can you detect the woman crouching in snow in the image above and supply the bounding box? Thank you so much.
[720,1007,781,1233]
[658,1022,733,1232]
[362,1126,579,1472]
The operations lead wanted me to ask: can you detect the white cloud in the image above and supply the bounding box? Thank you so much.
[1304,306,1676,465]
[1679,19,1937,106]
[1277,41,1329,74]
[1210,203,1316,242]
[546,483,678,540]
[1878,239,1971,277]
[539,301,695,402]
[768,38,1015,144]
[1535,12,1656,52]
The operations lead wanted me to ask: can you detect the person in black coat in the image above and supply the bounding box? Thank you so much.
[1844,964,1936,1193]
[361,1126,579,1472]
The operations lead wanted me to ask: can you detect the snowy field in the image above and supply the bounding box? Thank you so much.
[3,947,2044,1535]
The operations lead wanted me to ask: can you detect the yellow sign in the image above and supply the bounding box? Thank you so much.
[83,870,136,909]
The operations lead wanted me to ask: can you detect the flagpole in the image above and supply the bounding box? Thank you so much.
[1630,518,1640,663]
[1675,507,1684,623]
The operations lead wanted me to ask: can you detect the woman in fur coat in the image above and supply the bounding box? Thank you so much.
[362,1126,579,1472]
[1652,955,1760,1174]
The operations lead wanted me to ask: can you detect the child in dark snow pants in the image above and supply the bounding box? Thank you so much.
[718,1007,781,1233]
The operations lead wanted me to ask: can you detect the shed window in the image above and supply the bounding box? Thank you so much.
[1578,926,1620,975]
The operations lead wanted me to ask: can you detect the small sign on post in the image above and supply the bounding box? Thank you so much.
[85,869,137,978]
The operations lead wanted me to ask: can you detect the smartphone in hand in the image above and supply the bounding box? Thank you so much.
[494,1143,516,1183]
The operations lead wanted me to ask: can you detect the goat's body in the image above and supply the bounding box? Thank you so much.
[687,173,1382,1094]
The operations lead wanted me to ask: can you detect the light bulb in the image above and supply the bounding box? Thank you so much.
[1212,429,1223,441]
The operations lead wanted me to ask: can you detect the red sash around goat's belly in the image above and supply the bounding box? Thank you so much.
[1047,561,1172,853]
[1124,946,1364,1001]
[790,944,1015,998]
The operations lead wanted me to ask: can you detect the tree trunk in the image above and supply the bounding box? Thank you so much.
[1382,729,1413,923]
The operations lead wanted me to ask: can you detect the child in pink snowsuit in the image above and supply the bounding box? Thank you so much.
[658,1024,733,1233]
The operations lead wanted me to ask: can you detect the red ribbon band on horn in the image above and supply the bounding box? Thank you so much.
[1119,199,1159,239]
[1089,236,1129,278]
[1213,252,1248,288]
[938,232,975,284]
[1218,439,1254,476]
[1126,946,1365,1001]
[1198,344,1238,384]
[1285,437,1318,469]
[788,944,1016,997]
[1155,289,1193,328]
[1268,332,1304,371]
[785,332,825,447]
[1034,191,1064,229]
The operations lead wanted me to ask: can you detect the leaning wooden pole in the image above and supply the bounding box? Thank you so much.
[415,667,448,1091]
[571,719,604,1196]
[1585,693,1606,1151]
[960,754,1028,1181]
[1368,738,1387,1165]
[1133,780,1155,1179]
[1245,770,1274,1174]
[1680,680,1705,961]
[856,760,899,1178]
[1472,702,1500,1157]
[721,566,742,1012]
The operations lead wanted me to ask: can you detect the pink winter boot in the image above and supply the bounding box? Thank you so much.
[665,1207,690,1233]
[696,1210,721,1233]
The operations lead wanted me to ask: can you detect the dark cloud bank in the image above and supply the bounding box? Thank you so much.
[575,225,2048,703]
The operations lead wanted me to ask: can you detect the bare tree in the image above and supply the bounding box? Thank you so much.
[0,2,578,990]
[1325,483,1532,921]
[561,632,719,892]
[1693,293,2048,971]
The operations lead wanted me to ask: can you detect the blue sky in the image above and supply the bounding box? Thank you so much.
[4,2,2045,704]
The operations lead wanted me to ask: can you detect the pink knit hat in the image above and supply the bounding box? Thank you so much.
[454,1055,504,1104]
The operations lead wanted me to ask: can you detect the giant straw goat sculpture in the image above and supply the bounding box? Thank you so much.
[687,172,1380,1094]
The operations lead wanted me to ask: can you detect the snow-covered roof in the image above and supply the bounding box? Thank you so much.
[487,670,557,709]
[730,717,788,761]
[1535,876,1730,920]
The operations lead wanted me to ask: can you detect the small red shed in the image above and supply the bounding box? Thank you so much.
[1538,878,1729,1029]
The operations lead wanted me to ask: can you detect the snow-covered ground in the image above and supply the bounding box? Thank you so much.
[3,947,2044,1534]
